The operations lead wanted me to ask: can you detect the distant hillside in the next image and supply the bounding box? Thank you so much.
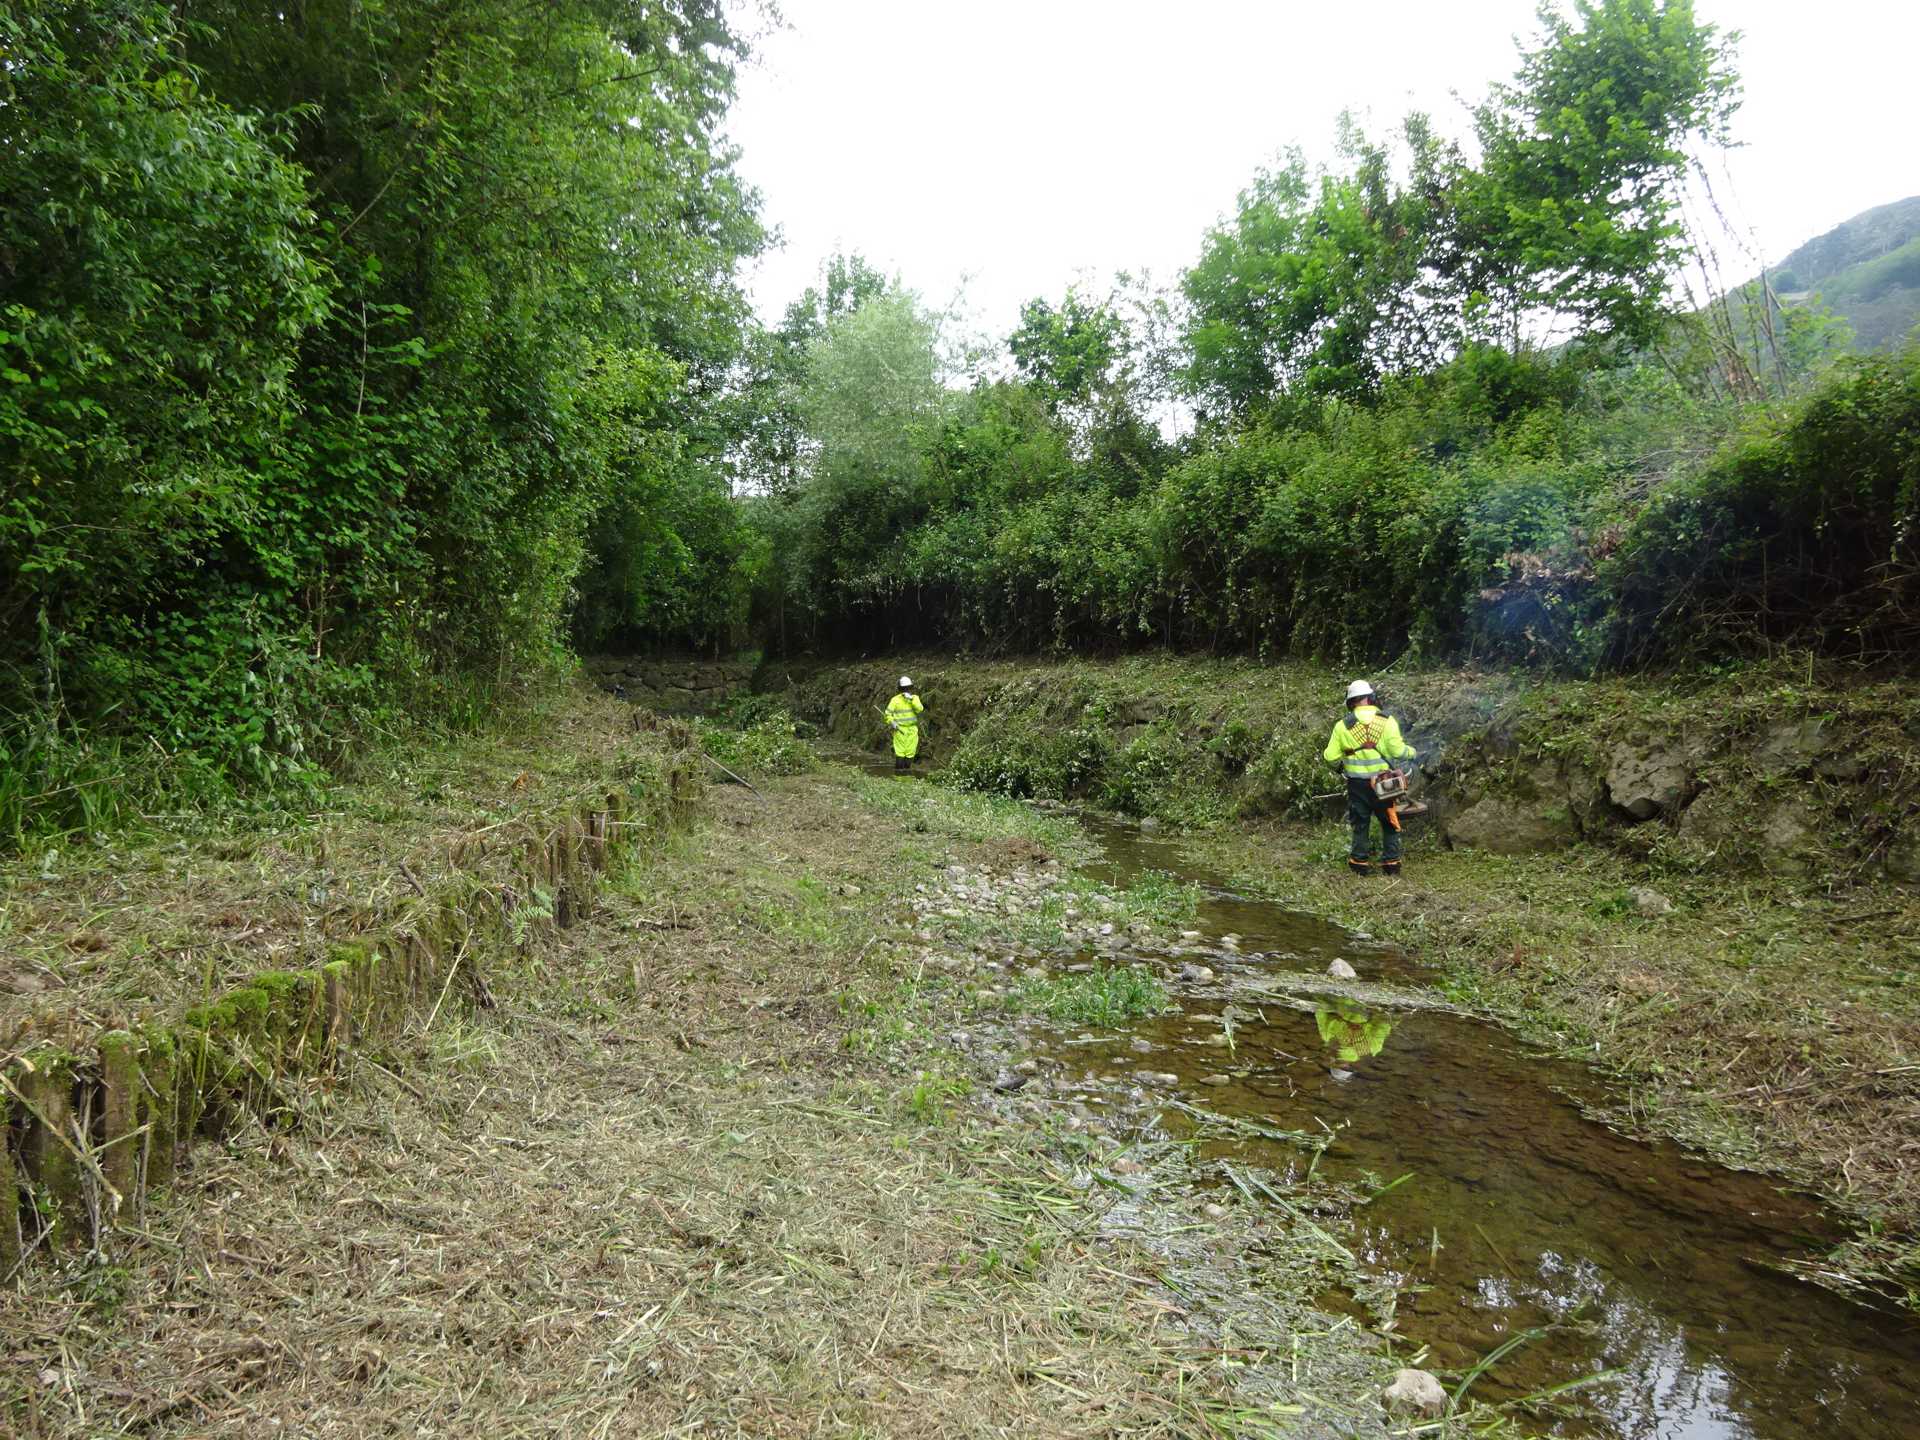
[1764,196,1920,350]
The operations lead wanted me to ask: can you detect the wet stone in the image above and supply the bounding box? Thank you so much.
[1328,958,1358,979]
[1383,1368,1447,1417]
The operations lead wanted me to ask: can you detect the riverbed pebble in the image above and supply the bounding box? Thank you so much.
[1135,1070,1179,1087]
[1383,1369,1447,1417]
[1198,1074,1231,1086]
[1630,885,1675,917]
[1327,958,1357,979]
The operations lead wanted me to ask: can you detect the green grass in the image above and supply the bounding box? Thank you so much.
[845,772,1089,857]
[1119,869,1203,928]
[1010,964,1169,1027]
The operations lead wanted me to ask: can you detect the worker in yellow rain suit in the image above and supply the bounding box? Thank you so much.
[1323,680,1417,877]
[885,676,925,773]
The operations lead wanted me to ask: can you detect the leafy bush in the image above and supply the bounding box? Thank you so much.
[942,698,1113,801]
[1606,349,1920,664]
[1239,740,1338,820]
[698,709,816,777]
[1097,724,1224,825]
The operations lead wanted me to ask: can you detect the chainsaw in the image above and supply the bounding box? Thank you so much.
[1312,766,1428,816]
[1370,767,1427,816]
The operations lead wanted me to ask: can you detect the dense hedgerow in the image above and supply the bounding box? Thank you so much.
[1,1,763,843]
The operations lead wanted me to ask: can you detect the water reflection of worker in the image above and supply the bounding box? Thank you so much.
[885,676,925,774]
[1323,680,1417,877]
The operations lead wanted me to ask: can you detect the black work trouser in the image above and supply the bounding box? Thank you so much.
[1347,777,1403,865]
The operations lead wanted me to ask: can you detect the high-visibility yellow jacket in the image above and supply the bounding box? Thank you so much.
[1323,704,1415,780]
[885,691,924,758]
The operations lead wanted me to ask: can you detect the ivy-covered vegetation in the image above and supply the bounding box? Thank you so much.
[744,1,1918,672]
[8,0,1919,850]
[2,0,763,842]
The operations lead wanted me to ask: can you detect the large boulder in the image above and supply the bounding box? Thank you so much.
[1605,742,1694,820]
[1443,795,1576,854]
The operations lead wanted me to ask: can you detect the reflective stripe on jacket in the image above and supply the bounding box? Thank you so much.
[1323,704,1415,779]
[885,693,923,730]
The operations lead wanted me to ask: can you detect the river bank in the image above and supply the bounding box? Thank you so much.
[5,729,1418,1436]
[771,655,1920,1307]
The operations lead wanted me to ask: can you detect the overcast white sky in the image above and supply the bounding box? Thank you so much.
[725,1,1920,337]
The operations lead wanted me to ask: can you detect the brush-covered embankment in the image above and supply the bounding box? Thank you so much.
[0,685,700,1272]
[778,656,1920,1302]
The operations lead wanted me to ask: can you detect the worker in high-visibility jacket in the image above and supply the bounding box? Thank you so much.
[1322,680,1417,877]
[885,676,925,773]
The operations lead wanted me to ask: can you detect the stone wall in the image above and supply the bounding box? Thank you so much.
[586,656,757,716]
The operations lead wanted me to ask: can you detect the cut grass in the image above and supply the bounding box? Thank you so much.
[2,763,1400,1438]
[0,682,693,1042]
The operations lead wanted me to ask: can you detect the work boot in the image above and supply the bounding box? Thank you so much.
[1347,858,1374,877]
[1380,860,1402,878]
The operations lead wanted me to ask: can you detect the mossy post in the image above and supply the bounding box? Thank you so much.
[97,1030,141,1224]
[19,1055,83,1246]
[141,1029,179,1193]
[0,1089,21,1274]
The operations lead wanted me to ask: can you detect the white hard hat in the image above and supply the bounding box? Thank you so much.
[1345,679,1375,701]
[899,676,914,688]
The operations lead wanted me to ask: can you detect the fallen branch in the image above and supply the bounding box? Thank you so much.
[700,751,762,798]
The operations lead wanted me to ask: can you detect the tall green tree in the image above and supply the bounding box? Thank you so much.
[1,1,332,772]
[1179,116,1456,417]
[2,0,765,827]
[1449,0,1741,349]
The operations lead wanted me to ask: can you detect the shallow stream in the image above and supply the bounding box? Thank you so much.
[1055,818,1920,1438]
